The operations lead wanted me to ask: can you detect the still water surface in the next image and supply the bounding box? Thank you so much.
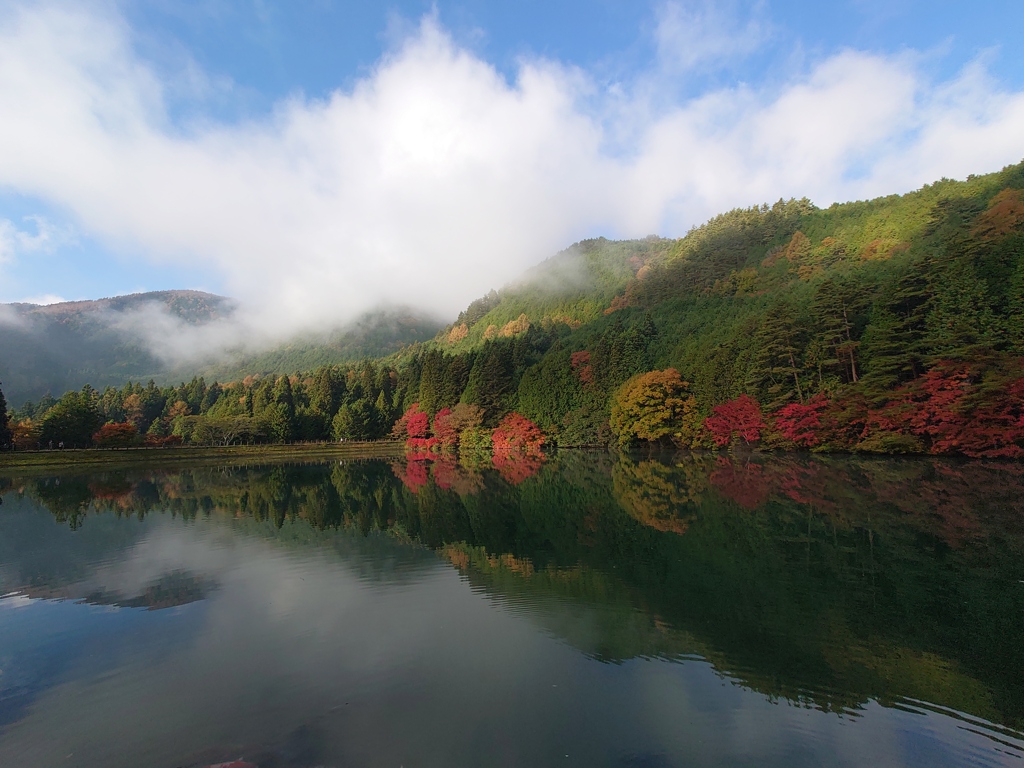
[1,452,1023,767]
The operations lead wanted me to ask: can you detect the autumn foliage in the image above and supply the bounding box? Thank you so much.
[705,395,765,447]
[92,422,141,448]
[610,369,702,448]
[432,403,484,448]
[771,395,829,448]
[393,403,430,440]
[491,413,545,455]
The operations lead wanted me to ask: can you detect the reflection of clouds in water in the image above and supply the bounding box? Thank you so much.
[0,518,560,767]
[0,499,1021,767]
[0,594,32,609]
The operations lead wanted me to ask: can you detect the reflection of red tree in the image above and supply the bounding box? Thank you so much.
[393,460,430,493]
[405,437,439,460]
[492,451,544,485]
[709,457,770,510]
[432,456,484,495]
[87,480,134,503]
[491,413,546,484]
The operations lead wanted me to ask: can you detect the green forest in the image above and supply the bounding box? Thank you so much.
[2,159,1023,458]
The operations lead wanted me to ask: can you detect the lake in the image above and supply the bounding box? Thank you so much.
[1,451,1023,767]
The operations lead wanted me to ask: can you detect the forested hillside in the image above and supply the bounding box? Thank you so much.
[0,293,442,405]
[3,160,1023,457]
[0,291,230,404]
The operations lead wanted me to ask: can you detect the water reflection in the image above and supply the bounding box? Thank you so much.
[1,452,1023,767]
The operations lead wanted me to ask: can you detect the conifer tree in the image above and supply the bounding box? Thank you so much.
[439,354,471,410]
[812,278,866,384]
[746,304,807,409]
[0,381,12,449]
[418,350,445,414]
[463,343,513,424]
[858,310,906,398]
[925,259,998,360]
[1009,259,1024,353]
[309,366,346,419]
[269,376,297,442]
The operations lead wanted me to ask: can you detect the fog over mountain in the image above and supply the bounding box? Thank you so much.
[0,291,444,405]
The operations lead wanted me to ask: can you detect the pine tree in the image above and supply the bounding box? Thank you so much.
[811,278,866,384]
[270,376,297,442]
[439,354,471,410]
[374,390,392,430]
[463,343,513,425]
[1009,258,1024,353]
[746,303,807,409]
[858,267,932,394]
[858,309,906,397]
[924,259,998,361]
[309,366,346,419]
[200,381,222,413]
[418,350,445,414]
[0,381,12,449]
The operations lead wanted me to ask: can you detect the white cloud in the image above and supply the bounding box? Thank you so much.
[654,0,771,73]
[0,2,1021,361]
[0,215,61,264]
[13,293,67,305]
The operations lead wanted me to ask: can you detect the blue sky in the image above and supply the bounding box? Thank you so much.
[0,0,1022,340]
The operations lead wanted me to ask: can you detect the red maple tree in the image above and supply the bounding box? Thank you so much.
[704,395,765,447]
[491,413,545,455]
[772,395,829,448]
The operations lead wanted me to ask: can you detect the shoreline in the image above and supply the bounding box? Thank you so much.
[0,442,404,474]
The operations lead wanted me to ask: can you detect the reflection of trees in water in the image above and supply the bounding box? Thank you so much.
[5,453,1024,731]
[611,456,703,534]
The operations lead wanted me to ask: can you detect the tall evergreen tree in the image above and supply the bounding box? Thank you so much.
[811,278,867,384]
[0,381,12,449]
[418,350,445,414]
[857,267,932,394]
[316,367,346,413]
[439,354,471,410]
[38,389,101,448]
[1009,258,1024,353]
[463,343,514,425]
[746,303,807,409]
[925,259,998,360]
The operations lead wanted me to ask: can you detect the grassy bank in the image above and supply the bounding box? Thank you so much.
[0,441,404,476]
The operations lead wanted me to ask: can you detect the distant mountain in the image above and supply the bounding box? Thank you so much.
[0,290,443,405]
[179,308,446,384]
[0,291,231,406]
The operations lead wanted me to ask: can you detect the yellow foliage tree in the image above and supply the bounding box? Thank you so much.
[609,368,702,448]
[498,313,531,338]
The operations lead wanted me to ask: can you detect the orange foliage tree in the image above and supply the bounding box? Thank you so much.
[491,413,545,455]
[432,403,484,448]
[609,368,702,448]
[92,422,141,448]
